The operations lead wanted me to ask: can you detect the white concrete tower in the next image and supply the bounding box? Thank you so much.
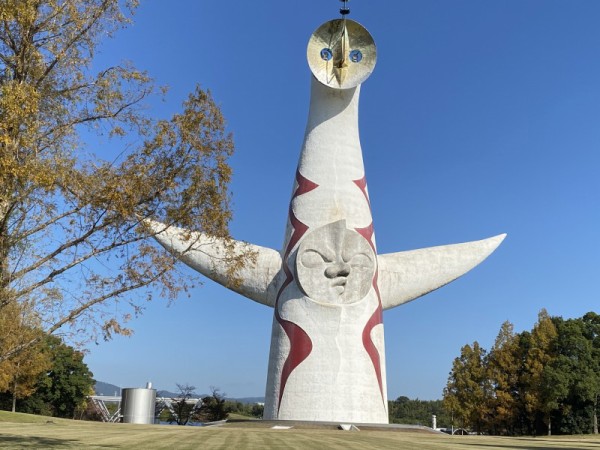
[148,15,505,424]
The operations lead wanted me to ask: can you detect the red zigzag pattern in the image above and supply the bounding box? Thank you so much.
[275,170,318,411]
[275,173,384,412]
[354,177,385,404]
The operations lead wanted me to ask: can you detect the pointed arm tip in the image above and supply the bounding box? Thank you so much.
[378,234,506,310]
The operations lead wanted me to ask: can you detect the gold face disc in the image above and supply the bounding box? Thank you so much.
[307,19,377,89]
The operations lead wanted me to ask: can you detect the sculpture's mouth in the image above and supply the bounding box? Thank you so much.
[331,277,347,295]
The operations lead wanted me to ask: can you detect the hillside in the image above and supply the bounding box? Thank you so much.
[94,381,264,403]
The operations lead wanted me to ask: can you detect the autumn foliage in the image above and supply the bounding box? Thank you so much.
[0,0,245,361]
[444,310,600,436]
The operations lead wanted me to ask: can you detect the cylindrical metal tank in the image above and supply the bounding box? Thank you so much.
[121,386,156,424]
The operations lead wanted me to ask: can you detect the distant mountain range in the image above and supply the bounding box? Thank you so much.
[94,381,264,404]
[94,381,121,396]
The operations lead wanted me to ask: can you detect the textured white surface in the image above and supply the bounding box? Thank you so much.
[295,219,375,304]
[294,81,371,232]
[378,234,506,310]
[148,76,504,424]
[146,219,281,307]
[261,78,389,423]
[268,290,387,422]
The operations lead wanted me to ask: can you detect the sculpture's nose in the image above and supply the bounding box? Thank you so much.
[332,23,350,86]
[325,262,351,279]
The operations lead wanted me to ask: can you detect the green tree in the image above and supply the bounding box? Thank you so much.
[168,383,199,426]
[250,403,264,418]
[443,341,491,434]
[20,334,94,418]
[0,0,245,359]
[197,387,228,423]
[388,396,448,427]
[513,330,534,435]
[223,400,264,418]
[581,312,600,434]
[548,317,600,434]
[446,311,600,437]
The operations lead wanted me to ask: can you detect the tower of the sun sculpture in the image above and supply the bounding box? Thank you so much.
[148,15,505,424]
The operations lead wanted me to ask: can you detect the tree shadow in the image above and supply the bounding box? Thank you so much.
[458,439,600,450]
[0,435,117,449]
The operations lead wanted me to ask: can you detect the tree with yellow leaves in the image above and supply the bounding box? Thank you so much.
[522,309,560,435]
[443,341,492,434]
[486,320,521,435]
[0,0,246,359]
[0,302,51,411]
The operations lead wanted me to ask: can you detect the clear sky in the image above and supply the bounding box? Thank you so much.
[85,1,600,400]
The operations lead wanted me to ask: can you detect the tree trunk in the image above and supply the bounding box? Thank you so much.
[0,198,11,289]
[11,379,17,413]
[593,400,598,434]
[547,416,552,436]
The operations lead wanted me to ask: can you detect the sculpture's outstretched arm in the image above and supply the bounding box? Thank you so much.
[145,220,281,307]
[377,234,506,310]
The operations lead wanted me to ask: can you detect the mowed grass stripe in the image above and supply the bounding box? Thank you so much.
[1,413,600,449]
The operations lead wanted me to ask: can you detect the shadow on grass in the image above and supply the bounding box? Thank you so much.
[458,439,600,450]
[0,435,117,449]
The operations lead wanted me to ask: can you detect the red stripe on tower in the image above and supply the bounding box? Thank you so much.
[274,171,319,411]
[355,176,385,403]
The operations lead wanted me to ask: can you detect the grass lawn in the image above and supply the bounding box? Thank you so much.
[1,412,600,449]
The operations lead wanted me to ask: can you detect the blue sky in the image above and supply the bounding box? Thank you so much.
[85,1,600,400]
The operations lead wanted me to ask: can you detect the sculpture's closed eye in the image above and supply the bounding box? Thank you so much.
[301,250,330,268]
[348,253,372,270]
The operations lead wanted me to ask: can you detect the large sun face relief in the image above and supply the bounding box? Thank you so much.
[295,220,376,305]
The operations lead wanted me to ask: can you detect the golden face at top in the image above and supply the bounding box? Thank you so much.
[307,18,377,89]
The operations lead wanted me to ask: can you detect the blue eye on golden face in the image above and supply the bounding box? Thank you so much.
[320,48,333,61]
[350,49,362,63]
[308,19,376,89]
